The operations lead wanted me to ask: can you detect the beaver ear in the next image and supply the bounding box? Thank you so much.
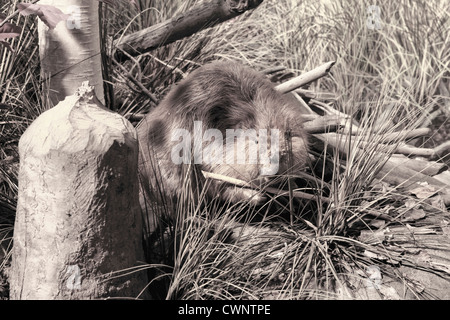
[208,104,229,124]
[165,80,193,109]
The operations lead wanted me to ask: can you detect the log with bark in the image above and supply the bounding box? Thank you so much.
[113,0,264,61]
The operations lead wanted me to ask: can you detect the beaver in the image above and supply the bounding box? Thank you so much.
[137,61,309,231]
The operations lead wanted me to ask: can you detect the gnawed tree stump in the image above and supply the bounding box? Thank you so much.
[10,82,148,299]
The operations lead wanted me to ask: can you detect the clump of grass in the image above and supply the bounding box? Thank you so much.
[0,3,43,282]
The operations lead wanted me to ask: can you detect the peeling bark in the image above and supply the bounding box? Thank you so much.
[38,0,105,106]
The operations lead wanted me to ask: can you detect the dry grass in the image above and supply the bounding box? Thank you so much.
[0,0,449,300]
[137,0,450,300]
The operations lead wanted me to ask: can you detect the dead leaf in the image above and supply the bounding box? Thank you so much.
[379,285,401,300]
[404,199,417,209]
[0,40,13,52]
[17,3,70,29]
[368,219,385,229]
[409,182,438,199]
[0,13,22,41]
[401,208,426,222]
[425,195,447,211]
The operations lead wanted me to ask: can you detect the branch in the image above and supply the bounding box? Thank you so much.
[295,88,337,100]
[315,130,436,157]
[112,53,158,104]
[432,140,450,160]
[389,154,446,176]
[113,0,264,61]
[315,132,450,192]
[377,159,450,191]
[345,128,431,143]
[274,61,335,94]
[202,170,330,203]
[303,114,349,134]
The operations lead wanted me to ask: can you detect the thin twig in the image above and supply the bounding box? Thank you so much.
[201,170,330,203]
[112,50,158,104]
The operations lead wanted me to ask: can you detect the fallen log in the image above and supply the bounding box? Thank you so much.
[389,154,446,176]
[377,160,449,192]
[113,0,264,61]
[433,170,450,187]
